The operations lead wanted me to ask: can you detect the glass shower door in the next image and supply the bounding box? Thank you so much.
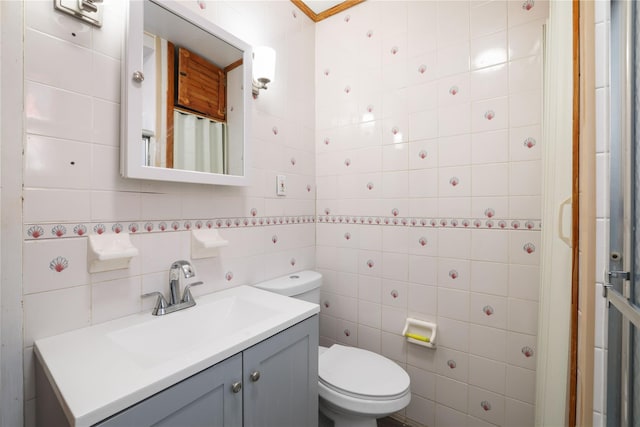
[606,1,640,426]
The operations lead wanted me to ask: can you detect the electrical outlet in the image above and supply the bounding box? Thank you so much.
[276,175,287,196]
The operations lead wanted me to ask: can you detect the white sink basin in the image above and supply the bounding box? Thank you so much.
[34,285,319,427]
[108,295,279,364]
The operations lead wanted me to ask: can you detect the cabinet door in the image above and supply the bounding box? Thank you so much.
[96,354,242,427]
[243,315,319,427]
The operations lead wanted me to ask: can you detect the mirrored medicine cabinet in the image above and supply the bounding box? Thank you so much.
[121,0,252,185]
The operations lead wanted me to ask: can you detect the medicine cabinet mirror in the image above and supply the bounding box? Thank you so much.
[121,0,251,185]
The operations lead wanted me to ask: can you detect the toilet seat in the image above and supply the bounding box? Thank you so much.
[319,345,410,408]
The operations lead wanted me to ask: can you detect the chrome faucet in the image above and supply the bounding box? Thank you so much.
[142,260,203,315]
[169,260,195,305]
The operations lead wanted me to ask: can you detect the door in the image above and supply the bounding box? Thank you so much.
[243,316,319,427]
[96,354,242,427]
[606,1,640,425]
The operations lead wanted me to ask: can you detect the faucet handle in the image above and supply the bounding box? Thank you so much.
[181,281,204,303]
[142,291,169,315]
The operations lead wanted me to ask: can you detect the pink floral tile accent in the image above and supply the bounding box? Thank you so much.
[28,225,44,239]
[418,64,427,74]
[523,242,536,254]
[343,329,351,337]
[145,222,154,232]
[344,232,351,241]
[522,0,535,11]
[344,158,351,167]
[128,223,138,233]
[449,86,459,95]
[366,30,373,38]
[484,208,495,218]
[449,177,460,187]
[524,137,536,148]
[418,150,428,159]
[112,223,123,233]
[225,271,233,281]
[94,224,106,235]
[484,110,496,120]
[49,256,68,272]
[73,224,87,236]
[344,14,350,22]
[390,289,399,299]
[366,259,375,268]
[51,225,66,237]
[447,359,457,369]
[483,305,494,316]
[522,346,534,358]
[344,85,351,94]
[449,269,458,279]
[272,235,278,244]
[290,258,296,266]
[419,237,427,246]
[481,401,492,411]
[390,46,399,55]
[272,127,278,135]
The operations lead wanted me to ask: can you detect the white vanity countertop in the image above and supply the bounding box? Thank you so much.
[34,285,319,427]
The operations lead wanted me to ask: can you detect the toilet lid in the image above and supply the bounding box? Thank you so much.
[319,345,410,400]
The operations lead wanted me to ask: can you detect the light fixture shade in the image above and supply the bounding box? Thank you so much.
[252,46,276,84]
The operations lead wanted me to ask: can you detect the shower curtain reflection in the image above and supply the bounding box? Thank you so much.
[173,111,226,174]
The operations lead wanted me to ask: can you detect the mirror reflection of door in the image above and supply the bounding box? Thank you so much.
[141,31,243,176]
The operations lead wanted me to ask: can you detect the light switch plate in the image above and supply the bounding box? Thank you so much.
[276,175,287,196]
[54,0,103,27]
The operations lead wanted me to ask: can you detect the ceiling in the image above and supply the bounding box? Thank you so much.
[291,0,365,22]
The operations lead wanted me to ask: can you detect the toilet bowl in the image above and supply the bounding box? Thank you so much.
[254,271,411,427]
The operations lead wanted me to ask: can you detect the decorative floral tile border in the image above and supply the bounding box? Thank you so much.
[24,215,317,241]
[24,215,541,241]
[317,215,541,231]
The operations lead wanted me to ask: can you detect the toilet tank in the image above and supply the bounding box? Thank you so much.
[254,270,322,304]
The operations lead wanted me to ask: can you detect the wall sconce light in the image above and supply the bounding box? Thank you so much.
[252,46,276,98]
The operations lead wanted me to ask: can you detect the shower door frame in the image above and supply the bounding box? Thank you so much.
[606,1,640,426]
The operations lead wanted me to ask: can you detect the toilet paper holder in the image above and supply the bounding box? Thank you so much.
[402,318,436,348]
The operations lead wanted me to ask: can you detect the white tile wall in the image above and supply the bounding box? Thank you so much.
[12,0,564,425]
[20,0,316,424]
[316,1,547,425]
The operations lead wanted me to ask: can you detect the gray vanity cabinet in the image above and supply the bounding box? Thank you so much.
[95,353,243,427]
[243,314,319,427]
[40,315,319,427]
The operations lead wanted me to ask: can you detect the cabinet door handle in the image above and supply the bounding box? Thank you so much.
[250,371,261,382]
[231,381,242,393]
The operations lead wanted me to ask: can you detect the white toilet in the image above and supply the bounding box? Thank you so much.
[254,271,411,427]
